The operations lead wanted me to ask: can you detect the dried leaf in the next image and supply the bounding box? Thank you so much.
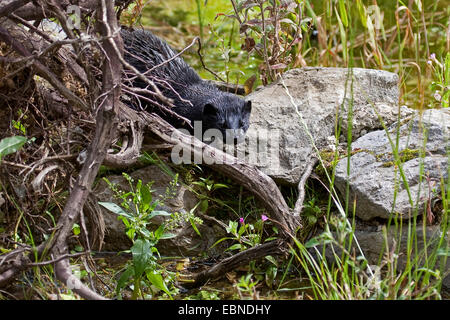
[244,74,257,95]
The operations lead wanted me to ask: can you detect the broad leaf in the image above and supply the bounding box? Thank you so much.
[226,243,244,252]
[160,232,177,239]
[116,267,134,292]
[98,202,132,218]
[131,239,153,278]
[146,270,172,299]
[140,184,152,212]
[0,136,27,159]
[147,210,171,220]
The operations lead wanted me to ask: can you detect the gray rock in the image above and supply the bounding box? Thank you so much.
[319,222,449,295]
[93,166,225,256]
[335,108,449,221]
[242,67,407,184]
[355,225,448,270]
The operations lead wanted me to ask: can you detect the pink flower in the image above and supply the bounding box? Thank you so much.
[261,214,268,222]
[239,217,245,225]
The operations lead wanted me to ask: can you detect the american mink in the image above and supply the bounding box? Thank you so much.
[121,28,251,143]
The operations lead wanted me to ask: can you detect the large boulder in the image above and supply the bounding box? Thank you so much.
[241,67,411,184]
[335,108,449,221]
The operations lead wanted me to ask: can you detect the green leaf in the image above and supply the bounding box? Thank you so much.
[335,7,347,64]
[366,12,377,50]
[146,270,172,299]
[160,232,177,239]
[305,237,321,248]
[338,0,348,28]
[148,210,172,220]
[189,216,201,237]
[140,184,152,212]
[357,0,367,28]
[72,223,80,236]
[304,0,318,25]
[98,202,131,218]
[154,224,165,240]
[445,53,450,86]
[116,267,134,292]
[12,120,26,135]
[265,255,278,267]
[210,237,234,249]
[226,220,238,234]
[136,179,142,193]
[414,0,422,12]
[0,136,27,159]
[238,225,246,236]
[211,183,229,191]
[226,243,243,252]
[199,199,209,212]
[118,216,131,228]
[139,228,151,239]
[126,228,135,241]
[131,239,153,278]
[436,248,450,257]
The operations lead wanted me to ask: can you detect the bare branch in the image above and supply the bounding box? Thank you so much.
[187,240,286,288]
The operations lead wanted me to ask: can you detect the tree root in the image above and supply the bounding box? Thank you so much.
[184,239,287,288]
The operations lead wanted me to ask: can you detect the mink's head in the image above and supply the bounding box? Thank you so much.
[201,93,252,144]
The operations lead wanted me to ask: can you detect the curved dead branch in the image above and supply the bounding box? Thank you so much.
[103,120,144,168]
[185,239,287,288]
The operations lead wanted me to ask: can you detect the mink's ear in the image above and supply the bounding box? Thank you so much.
[244,100,252,114]
[203,103,218,117]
